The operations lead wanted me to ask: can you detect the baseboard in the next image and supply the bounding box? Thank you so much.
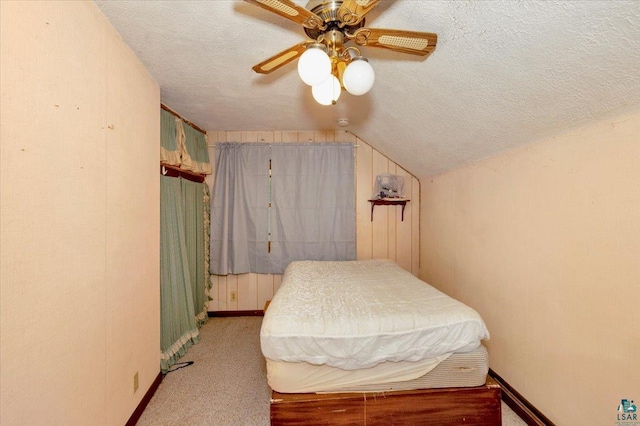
[125,372,163,426]
[208,310,264,317]
[488,369,555,426]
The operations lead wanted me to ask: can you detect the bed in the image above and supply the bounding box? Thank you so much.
[261,259,501,425]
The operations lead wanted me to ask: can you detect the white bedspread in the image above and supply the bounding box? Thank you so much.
[261,259,489,370]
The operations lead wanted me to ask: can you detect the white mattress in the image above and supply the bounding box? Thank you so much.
[267,345,489,393]
[261,259,489,370]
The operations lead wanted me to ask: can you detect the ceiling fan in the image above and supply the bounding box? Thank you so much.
[243,0,438,105]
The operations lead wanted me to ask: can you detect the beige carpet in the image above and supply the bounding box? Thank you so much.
[138,317,526,426]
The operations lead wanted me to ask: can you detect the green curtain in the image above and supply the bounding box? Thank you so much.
[181,178,211,327]
[160,176,200,373]
[160,106,212,373]
[181,122,212,175]
[160,109,181,166]
[161,108,211,174]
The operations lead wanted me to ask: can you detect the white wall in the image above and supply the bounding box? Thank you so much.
[420,109,640,425]
[0,2,160,425]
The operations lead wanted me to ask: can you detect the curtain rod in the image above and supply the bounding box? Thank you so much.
[161,104,207,135]
[206,142,360,147]
[160,163,205,183]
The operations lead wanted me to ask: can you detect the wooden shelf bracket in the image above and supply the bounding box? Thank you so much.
[368,199,410,221]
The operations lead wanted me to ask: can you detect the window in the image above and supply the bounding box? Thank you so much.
[210,142,355,275]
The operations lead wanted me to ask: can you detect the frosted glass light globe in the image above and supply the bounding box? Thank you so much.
[312,75,342,106]
[343,57,375,96]
[297,45,331,86]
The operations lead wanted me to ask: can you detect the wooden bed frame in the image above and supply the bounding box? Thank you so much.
[270,376,502,425]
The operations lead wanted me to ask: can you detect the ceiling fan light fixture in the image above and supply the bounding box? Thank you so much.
[243,0,437,104]
[312,75,342,105]
[297,43,331,86]
[343,56,375,96]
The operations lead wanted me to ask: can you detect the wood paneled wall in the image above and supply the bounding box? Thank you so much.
[206,130,420,312]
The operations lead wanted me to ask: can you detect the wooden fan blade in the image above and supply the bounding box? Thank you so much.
[352,28,438,56]
[337,0,381,26]
[243,0,325,30]
[252,42,310,74]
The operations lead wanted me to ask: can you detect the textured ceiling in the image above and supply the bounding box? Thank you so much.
[95,0,640,179]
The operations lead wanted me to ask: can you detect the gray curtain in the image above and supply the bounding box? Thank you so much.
[270,143,356,272]
[210,142,355,275]
[210,143,270,275]
[160,176,199,373]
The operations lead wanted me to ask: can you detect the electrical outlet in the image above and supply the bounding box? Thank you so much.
[133,372,139,393]
[230,291,237,302]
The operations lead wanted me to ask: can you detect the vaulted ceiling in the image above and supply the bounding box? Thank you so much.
[95,0,640,179]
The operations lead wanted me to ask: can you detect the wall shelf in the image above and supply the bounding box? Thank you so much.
[368,199,410,221]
